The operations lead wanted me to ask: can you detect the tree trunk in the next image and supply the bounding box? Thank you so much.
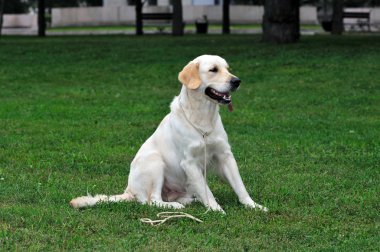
[48,0,52,20]
[262,0,300,43]
[222,0,230,34]
[38,0,46,37]
[135,0,143,35]
[331,0,344,35]
[172,0,183,36]
[0,0,5,37]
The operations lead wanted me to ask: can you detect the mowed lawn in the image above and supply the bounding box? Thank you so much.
[0,34,379,251]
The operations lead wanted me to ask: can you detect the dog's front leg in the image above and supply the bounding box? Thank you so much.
[181,160,225,213]
[217,152,268,212]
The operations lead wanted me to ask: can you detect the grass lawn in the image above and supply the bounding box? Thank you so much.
[47,24,267,34]
[0,34,379,250]
[48,23,322,32]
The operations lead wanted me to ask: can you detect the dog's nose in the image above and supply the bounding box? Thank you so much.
[230,77,241,89]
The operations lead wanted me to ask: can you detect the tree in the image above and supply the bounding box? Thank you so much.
[222,0,230,34]
[172,0,183,36]
[38,0,45,37]
[331,0,344,34]
[262,0,300,43]
[4,0,28,13]
[135,0,142,35]
[0,0,4,37]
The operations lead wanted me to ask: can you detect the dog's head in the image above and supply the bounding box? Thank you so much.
[178,55,240,105]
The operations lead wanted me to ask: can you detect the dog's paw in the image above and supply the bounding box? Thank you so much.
[169,202,186,209]
[241,198,268,212]
[245,202,268,212]
[208,204,226,214]
[152,201,185,209]
[177,196,197,206]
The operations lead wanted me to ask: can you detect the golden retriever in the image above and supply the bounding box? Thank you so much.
[70,55,268,213]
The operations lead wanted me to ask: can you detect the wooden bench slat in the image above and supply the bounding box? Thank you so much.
[343,12,370,19]
[142,13,173,20]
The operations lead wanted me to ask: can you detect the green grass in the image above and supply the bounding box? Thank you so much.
[47,24,265,33]
[48,23,322,32]
[0,34,379,251]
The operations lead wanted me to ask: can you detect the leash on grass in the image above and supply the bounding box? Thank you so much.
[140,95,213,226]
[140,211,203,226]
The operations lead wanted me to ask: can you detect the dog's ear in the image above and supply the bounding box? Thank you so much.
[178,61,201,90]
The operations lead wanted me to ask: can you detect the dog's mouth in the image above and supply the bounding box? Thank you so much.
[205,87,232,105]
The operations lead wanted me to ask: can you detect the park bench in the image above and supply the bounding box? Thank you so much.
[343,10,370,32]
[1,14,38,35]
[141,12,173,33]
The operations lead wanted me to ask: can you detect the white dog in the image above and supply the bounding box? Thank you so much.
[70,55,268,213]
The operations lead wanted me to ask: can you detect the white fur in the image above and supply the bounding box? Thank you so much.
[70,55,268,213]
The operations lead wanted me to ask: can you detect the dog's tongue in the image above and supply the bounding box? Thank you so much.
[228,103,233,112]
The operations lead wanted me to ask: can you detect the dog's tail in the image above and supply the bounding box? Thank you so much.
[70,192,134,209]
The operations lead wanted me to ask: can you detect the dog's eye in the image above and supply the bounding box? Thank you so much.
[209,67,218,73]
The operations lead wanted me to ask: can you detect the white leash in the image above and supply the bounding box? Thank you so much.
[140,212,203,226]
[178,95,214,212]
[202,134,212,214]
[140,95,214,226]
